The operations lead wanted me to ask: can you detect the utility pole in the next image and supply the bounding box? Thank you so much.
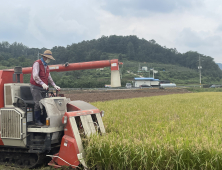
[198,55,202,88]
[149,65,150,77]
[150,68,154,78]
[120,62,123,79]
[138,63,140,73]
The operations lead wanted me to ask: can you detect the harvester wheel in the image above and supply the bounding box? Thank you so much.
[0,148,46,169]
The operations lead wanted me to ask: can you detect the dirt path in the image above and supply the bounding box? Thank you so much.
[64,88,191,103]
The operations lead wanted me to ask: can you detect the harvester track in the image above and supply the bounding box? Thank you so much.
[0,147,46,169]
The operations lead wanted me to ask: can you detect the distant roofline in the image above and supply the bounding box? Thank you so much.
[134,77,159,81]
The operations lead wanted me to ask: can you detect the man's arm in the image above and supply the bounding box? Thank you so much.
[48,73,55,87]
[48,73,60,90]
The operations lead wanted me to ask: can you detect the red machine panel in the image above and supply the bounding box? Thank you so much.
[56,135,79,167]
[0,70,23,109]
[0,135,4,145]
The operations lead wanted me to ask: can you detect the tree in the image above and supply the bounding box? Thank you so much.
[127,42,135,60]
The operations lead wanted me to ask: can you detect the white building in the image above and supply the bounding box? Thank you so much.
[134,77,159,87]
[141,66,148,71]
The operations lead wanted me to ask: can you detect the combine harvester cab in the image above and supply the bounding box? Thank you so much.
[0,82,70,168]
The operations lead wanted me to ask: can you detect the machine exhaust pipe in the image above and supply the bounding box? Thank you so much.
[13,66,23,83]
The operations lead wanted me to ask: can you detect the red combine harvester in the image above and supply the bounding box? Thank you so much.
[0,59,122,169]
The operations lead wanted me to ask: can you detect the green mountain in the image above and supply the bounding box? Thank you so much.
[0,35,221,87]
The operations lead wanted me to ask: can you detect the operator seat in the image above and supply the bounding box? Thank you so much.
[19,86,36,126]
[20,86,35,105]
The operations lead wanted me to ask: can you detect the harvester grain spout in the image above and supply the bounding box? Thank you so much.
[22,59,123,87]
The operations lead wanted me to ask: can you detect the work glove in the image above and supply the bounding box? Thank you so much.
[54,85,61,91]
[42,83,49,90]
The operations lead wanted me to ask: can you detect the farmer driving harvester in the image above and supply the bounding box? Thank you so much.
[30,50,61,126]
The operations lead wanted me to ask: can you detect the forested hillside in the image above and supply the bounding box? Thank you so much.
[0,35,221,87]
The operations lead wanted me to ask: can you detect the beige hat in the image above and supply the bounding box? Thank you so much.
[40,50,55,60]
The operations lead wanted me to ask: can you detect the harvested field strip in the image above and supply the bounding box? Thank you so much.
[86,92,222,170]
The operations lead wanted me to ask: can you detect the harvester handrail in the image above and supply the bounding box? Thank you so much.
[46,155,80,169]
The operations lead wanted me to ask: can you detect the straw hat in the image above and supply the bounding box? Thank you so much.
[40,50,55,60]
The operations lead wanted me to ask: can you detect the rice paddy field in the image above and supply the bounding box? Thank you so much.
[85,92,222,170]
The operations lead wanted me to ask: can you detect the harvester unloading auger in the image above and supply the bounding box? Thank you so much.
[0,59,122,169]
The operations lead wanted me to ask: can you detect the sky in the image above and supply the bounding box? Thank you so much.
[1,0,222,63]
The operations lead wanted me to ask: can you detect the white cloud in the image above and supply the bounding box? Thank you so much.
[102,0,203,16]
[0,0,222,63]
[0,0,102,48]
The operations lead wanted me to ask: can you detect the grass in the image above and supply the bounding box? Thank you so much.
[2,92,222,170]
[85,92,222,169]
